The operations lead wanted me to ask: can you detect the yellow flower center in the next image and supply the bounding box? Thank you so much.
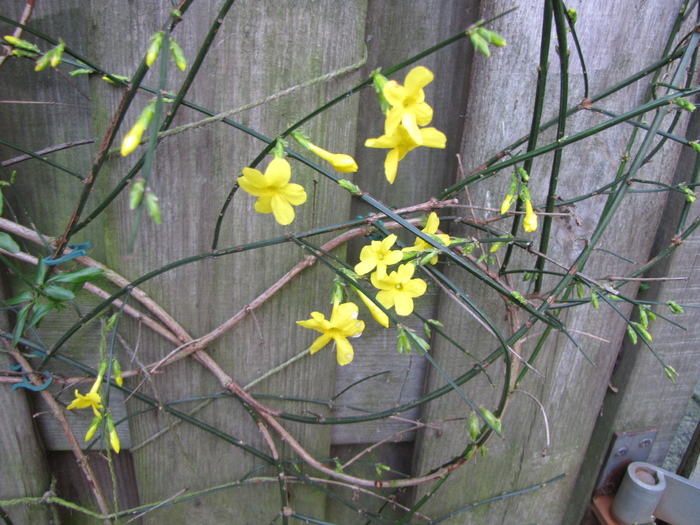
[395,284,402,289]
[378,254,384,260]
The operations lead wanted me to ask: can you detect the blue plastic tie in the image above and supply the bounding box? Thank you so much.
[44,241,92,265]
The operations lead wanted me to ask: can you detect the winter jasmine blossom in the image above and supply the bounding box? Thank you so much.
[403,212,451,265]
[66,389,104,419]
[371,263,427,316]
[238,158,307,225]
[297,301,365,366]
[354,234,403,276]
[383,66,435,144]
[365,125,446,184]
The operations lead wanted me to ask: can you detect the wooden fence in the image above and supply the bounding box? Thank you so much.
[1,1,699,523]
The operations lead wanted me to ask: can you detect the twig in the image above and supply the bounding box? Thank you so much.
[7,346,112,523]
[510,389,551,456]
[1,138,94,167]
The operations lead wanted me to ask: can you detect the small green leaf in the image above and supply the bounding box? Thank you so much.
[27,302,56,329]
[0,232,19,253]
[43,285,75,302]
[11,303,31,347]
[5,290,33,306]
[47,266,104,284]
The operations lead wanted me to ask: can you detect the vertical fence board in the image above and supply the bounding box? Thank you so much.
[411,1,697,523]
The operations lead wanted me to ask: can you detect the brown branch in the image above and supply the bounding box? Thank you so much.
[7,346,112,522]
[1,138,95,167]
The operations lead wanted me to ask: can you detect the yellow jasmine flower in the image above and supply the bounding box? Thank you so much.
[371,264,427,316]
[238,158,307,225]
[297,301,365,366]
[365,125,446,184]
[523,199,538,232]
[354,234,404,276]
[67,390,104,419]
[383,66,435,144]
[308,144,358,173]
[403,212,451,265]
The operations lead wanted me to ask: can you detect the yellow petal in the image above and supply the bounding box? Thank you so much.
[355,258,377,276]
[280,183,307,206]
[265,158,292,187]
[270,194,295,225]
[419,127,447,148]
[404,66,434,95]
[382,80,406,107]
[401,113,423,145]
[309,333,333,354]
[384,149,400,184]
[394,293,415,316]
[423,213,440,234]
[384,106,403,137]
[254,195,274,214]
[334,337,354,366]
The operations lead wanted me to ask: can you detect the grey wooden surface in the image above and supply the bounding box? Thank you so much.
[1,1,699,524]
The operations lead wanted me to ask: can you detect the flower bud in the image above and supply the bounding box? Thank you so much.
[84,416,102,442]
[667,301,684,315]
[3,35,40,53]
[523,199,538,232]
[338,179,362,196]
[664,365,679,382]
[106,414,120,454]
[354,286,389,328]
[590,290,599,309]
[468,411,481,441]
[626,324,638,344]
[500,194,514,215]
[146,32,164,67]
[169,38,187,71]
[121,121,146,156]
[477,27,506,47]
[308,144,358,173]
[130,179,146,209]
[112,358,123,387]
[145,191,162,224]
[470,32,491,57]
[479,407,502,435]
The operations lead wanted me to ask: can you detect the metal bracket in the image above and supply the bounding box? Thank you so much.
[595,429,658,495]
[610,461,700,524]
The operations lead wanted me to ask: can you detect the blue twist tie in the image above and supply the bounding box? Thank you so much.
[44,241,92,265]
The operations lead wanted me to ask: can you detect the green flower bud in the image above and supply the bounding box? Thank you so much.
[130,179,146,209]
[590,290,599,309]
[639,306,648,328]
[338,179,362,196]
[690,141,700,153]
[576,282,584,300]
[169,38,187,71]
[632,322,652,341]
[667,301,684,315]
[672,97,696,112]
[468,411,481,441]
[664,365,679,382]
[470,32,491,57]
[479,407,502,435]
[11,48,38,58]
[477,27,507,47]
[626,325,638,344]
[145,191,162,224]
[3,35,40,53]
[567,8,578,24]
